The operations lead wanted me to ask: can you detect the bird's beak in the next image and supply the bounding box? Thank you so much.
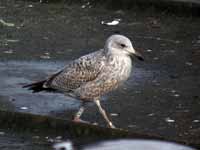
[129,48,144,61]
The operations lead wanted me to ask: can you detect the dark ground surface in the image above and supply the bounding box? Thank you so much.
[0,0,200,149]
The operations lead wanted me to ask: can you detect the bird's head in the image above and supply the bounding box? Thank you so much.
[105,34,144,61]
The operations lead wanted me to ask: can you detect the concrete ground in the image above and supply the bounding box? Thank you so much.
[0,0,200,149]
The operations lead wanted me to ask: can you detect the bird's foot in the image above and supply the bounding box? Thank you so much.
[72,117,90,124]
[108,122,116,129]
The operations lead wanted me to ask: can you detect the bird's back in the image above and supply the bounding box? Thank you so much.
[45,49,106,93]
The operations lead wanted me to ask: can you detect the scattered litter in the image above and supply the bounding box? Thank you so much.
[174,94,180,97]
[165,117,175,123]
[147,113,155,116]
[81,2,91,9]
[47,138,54,143]
[6,39,19,43]
[193,120,199,123]
[32,136,40,139]
[110,113,119,117]
[56,136,62,140]
[153,57,159,60]
[43,36,49,40]
[183,109,189,113]
[4,50,13,54]
[171,90,176,93]
[40,52,51,59]
[0,132,5,135]
[40,55,50,59]
[135,90,141,94]
[185,62,193,66]
[20,106,28,110]
[164,50,175,53]
[135,35,181,44]
[146,49,152,52]
[92,122,98,126]
[53,141,73,150]
[28,4,33,8]
[0,19,15,27]
[128,124,136,128]
[81,5,86,8]
[101,19,121,26]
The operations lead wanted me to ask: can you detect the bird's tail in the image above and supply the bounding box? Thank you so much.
[23,80,49,93]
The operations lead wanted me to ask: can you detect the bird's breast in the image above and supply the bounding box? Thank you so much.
[107,55,132,82]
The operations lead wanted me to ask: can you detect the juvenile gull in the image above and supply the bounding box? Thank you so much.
[23,34,144,128]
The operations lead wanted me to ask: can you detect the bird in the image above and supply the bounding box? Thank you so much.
[23,34,144,128]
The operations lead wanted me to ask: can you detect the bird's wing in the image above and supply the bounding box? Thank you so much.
[45,50,106,91]
[74,66,119,100]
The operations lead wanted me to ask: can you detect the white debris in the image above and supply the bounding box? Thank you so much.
[101,19,121,26]
[193,120,199,123]
[28,4,33,8]
[0,19,15,27]
[56,136,62,140]
[92,122,98,126]
[185,62,193,66]
[53,141,73,150]
[40,52,51,59]
[4,50,13,54]
[20,107,28,110]
[146,49,152,52]
[165,117,175,123]
[153,57,159,60]
[0,132,5,135]
[147,113,155,116]
[32,136,40,139]
[174,94,180,97]
[171,90,176,93]
[6,39,19,42]
[110,113,119,117]
[128,124,136,128]
[81,1,91,9]
[81,5,86,8]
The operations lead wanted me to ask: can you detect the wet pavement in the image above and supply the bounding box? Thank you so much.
[0,0,200,149]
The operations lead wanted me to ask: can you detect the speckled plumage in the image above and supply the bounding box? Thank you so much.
[24,34,143,128]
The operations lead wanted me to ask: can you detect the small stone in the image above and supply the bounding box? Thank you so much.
[193,120,199,123]
[153,57,159,60]
[47,138,54,142]
[92,122,98,126]
[110,113,119,117]
[171,90,176,93]
[185,62,192,66]
[20,107,28,110]
[165,117,175,123]
[0,132,5,135]
[4,50,13,54]
[32,136,40,139]
[147,113,155,116]
[40,55,50,59]
[174,94,180,97]
[81,5,86,8]
[128,124,136,128]
[146,49,152,52]
[56,136,62,140]
[28,4,33,7]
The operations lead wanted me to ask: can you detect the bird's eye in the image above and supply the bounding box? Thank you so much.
[120,43,126,48]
